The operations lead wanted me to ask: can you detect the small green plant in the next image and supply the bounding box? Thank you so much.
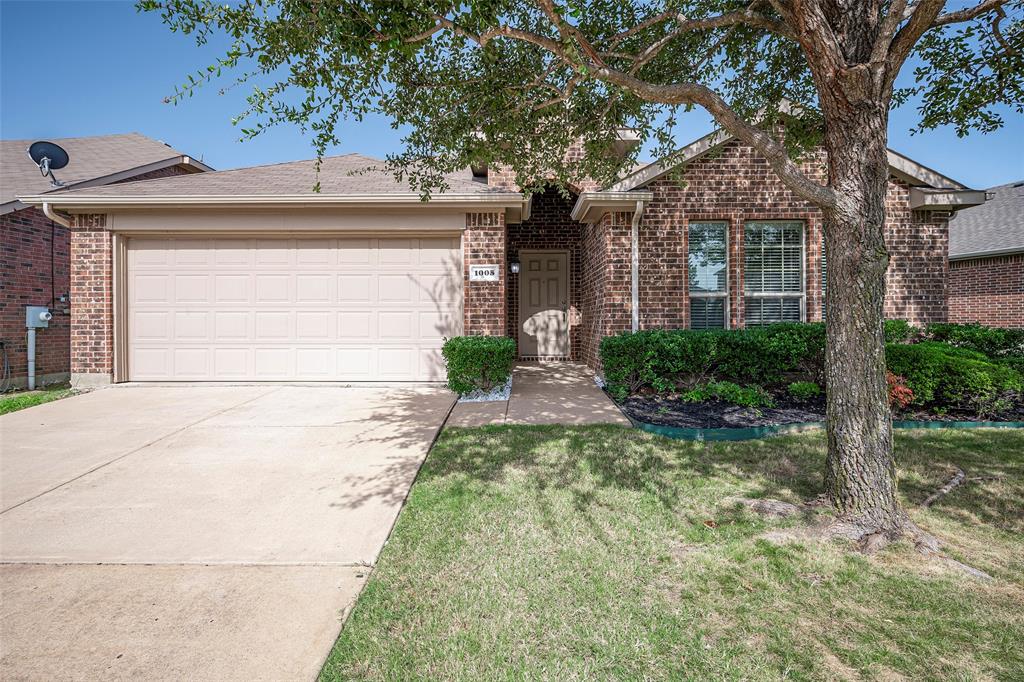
[441,336,516,395]
[884,319,918,344]
[787,381,822,401]
[681,381,774,408]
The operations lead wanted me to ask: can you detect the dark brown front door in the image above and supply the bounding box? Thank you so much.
[518,251,569,357]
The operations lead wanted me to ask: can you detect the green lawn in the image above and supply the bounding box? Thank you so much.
[321,426,1024,680]
[0,384,73,415]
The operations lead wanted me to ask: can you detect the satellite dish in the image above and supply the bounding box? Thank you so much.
[27,141,70,187]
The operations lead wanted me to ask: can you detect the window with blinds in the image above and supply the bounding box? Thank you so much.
[688,222,728,329]
[743,221,805,325]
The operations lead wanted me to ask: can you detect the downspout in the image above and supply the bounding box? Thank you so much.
[630,200,645,332]
[42,202,73,228]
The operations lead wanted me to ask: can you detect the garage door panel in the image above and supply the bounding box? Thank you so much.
[173,348,209,377]
[213,348,249,377]
[128,237,462,381]
[255,275,291,303]
[214,275,251,303]
[133,275,170,304]
[173,312,210,341]
[338,312,373,339]
[174,275,210,303]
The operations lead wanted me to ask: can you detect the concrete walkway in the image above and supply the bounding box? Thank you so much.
[1,384,454,681]
[446,362,631,427]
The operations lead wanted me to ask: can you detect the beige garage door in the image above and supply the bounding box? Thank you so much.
[127,236,462,381]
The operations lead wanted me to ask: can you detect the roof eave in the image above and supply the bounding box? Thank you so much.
[570,190,655,223]
[17,192,527,212]
[609,128,971,193]
[949,246,1024,261]
[909,188,987,211]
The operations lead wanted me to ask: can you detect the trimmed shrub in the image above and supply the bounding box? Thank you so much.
[925,323,1024,360]
[788,381,822,401]
[441,336,516,395]
[885,341,1023,415]
[600,324,825,400]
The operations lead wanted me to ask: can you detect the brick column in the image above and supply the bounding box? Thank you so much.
[70,214,114,387]
[464,212,507,335]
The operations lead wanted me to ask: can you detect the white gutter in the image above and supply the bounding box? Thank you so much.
[630,199,645,332]
[18,192,525,210]
[42,202,73,228]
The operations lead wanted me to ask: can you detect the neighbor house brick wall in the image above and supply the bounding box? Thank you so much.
[506,187,584,359]
[464,211,507,336]
[0,207,70,385]
[0,162,197,387]
[69,214,114,381]
[948,254,1024,328]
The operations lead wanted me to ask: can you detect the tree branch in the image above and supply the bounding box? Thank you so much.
[932,0,1008,27]
[888,0,946,76]
[592,68,837,207]
[384,7,835,208]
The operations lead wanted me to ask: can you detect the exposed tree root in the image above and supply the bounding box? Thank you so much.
[921,466,967,508]
[740,495,994,581]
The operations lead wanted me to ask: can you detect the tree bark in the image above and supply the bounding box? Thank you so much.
[820,103,909,536]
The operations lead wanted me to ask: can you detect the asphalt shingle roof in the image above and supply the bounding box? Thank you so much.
[1,132,196,208]
[948,181,1024,258]
[46,153,500,198]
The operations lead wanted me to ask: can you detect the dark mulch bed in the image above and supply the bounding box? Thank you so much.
[618,394,1024,430]
[619,394,825,429]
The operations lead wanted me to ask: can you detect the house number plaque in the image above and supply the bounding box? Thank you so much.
[469,264,500,282]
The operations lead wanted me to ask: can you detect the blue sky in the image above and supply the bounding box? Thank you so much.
[2,0,1021,188]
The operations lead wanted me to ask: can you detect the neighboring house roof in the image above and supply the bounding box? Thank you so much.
[948,181,1024,260]
[1,132,211,215]
[19,153,526,213]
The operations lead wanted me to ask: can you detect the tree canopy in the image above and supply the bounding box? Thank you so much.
[141,0,1022,198]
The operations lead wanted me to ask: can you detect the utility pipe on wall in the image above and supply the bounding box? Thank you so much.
[630,200,646,332]
[27,328,36,390]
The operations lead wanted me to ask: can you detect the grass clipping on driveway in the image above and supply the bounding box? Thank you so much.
[321,426,1024,680]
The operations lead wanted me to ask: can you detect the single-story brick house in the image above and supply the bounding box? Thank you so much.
[19,131,986,386]
[1,133,210,389]
[947,181,1024,328]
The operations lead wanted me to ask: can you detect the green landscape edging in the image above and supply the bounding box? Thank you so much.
[634,419,1024,442]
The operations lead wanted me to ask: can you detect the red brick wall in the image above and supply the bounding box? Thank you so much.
[574,140,951,369]
[0,207,70,385]
[949,254,1024,328]
[463,211,506,336]
[506,187,583,358]
[69,215,114,380]
[633,140,946,331]
[579,215,608,368]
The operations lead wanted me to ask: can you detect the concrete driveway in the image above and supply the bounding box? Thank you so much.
[0,384,454,681]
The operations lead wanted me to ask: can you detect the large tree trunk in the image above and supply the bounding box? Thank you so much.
[821,104,908,536]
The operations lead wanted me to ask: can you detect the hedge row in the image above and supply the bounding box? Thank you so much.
[600,323,1024,415]
[600,323,826,400]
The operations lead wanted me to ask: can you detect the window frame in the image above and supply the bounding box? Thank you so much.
[687,220,730,329]
[742,219,807,325]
